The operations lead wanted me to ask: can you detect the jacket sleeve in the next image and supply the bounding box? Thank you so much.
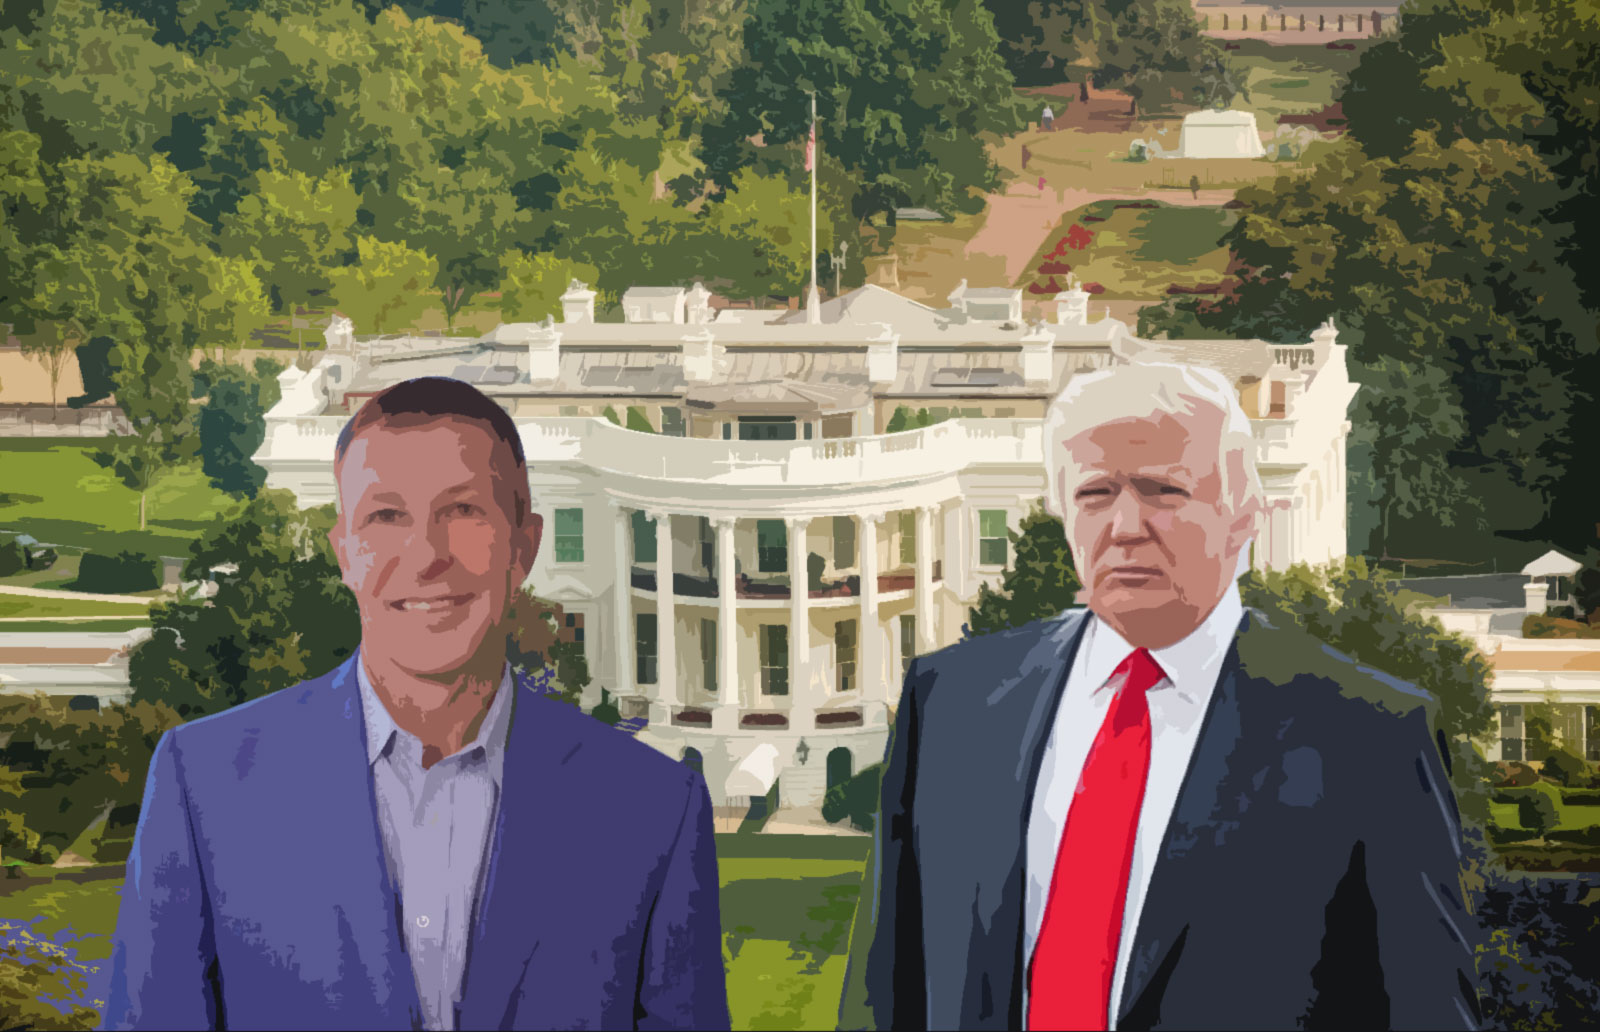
[1366,707,1484,1030]
[838,659,927,1031]
[636,771,731,1031]
[100,728,222,1031]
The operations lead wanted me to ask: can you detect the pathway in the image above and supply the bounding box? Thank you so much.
[965,185,1239,283]
[0,584,154,605]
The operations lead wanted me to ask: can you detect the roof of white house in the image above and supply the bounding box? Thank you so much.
[1522,549,1582,578]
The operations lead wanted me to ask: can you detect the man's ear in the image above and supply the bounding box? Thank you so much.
[514,511,542,585]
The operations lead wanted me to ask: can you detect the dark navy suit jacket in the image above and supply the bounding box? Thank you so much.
[101,654,730,1031]
[841,607,1483,1030]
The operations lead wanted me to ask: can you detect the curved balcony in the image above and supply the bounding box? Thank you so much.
[628,562,941,603]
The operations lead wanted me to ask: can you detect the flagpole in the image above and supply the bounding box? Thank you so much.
[806,90,821,325]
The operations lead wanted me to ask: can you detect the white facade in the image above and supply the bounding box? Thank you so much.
[254,279,1360,812]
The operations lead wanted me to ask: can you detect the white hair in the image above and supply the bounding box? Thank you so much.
[1043,362,1264,574]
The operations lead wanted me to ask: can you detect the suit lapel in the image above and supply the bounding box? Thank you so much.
[296,654,422,1025]
[994,610,1093,1027]
[455,676,568,1032]
[1115,610,1256,1029]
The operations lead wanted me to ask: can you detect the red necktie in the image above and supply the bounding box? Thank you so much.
[1028,647,1166,1031]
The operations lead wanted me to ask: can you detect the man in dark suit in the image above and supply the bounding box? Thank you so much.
[840,362,1480,1030]
[103,377,729,1031]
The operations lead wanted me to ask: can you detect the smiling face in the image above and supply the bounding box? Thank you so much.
[1059,408,1257,648]
[328,418,540,680]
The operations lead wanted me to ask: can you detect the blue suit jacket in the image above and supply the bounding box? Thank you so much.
[841,607,1483,1030]
[101,655,730,1031]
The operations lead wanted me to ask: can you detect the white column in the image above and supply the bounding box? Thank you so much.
[650,509,678,714]
[610,502,634,700]
[915,504,936,653]
[714,516,738,730]
[787,515,812,730]
[859,511,886,721]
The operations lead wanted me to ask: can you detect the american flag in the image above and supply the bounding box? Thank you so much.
[804,118,815,172]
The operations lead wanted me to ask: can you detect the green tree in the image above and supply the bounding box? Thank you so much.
[327,236,436,335]
[506,590,592,707]
[701,0,1021,242]
[219,168,361,314]
[94,344,199,531]
[193,356,285,499]
[965,503,1082,637]
[498,251,601,322]
[130,489,360,718]
[16,318,80,416]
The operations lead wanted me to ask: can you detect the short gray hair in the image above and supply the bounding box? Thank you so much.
[1043,361,1264,542]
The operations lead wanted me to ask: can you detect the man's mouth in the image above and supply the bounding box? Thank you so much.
[1108,566,1163,578]
[388,594,474,612]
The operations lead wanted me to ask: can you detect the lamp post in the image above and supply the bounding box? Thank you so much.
[833,241,849,298]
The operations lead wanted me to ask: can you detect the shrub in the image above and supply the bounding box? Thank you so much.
[1515,782,1563,837]
[1522,614,1600,639]
[0,539,24,577]
[1544,826,1600,848]
[1485,821,1540,846]
[76,550,159,593]
[822,762,884,832]
[1563,789,1600,806]
[0,916,102,1031]
[1542,748,1589,787]
[590,689,621,727]
[1495,761,1540,788]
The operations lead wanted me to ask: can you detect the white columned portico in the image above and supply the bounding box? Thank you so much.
[609,501,634,700]
[650,509,678,717]
[714,516,738,730]
[787,515,812,730]
[914,504,936,653]
[859,511,887,725]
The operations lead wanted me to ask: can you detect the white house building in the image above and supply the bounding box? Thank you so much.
[253,277,1360,814]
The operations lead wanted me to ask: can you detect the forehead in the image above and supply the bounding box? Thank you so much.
[1061,411,1221,476]
[336,418,507,498]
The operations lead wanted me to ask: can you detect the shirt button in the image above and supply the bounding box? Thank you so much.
[416,915,430,928]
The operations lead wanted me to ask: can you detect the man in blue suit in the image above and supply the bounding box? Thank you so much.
[840,362,1481,1030]
[103,376,730,1031]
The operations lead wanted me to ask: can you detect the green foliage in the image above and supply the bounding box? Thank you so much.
[602,406,622,426]
[1523,614,1600,639]
[193,357,285,499]
[327,236,436,335]
[1515,782,1563,838]
[498,251,601,323]
[0,540,24,578]
[219,168,361,313]
[884,406,943,434]
[590,688,622,726]
[1542,748,1588,788]
[965,502,1082,638]
[0,696,182,856]
[1523,700,1557,764]
[701,0,1021,238]
[75,552,159,594]
[129,490,359,718]
[1574,548,1600,617]
[505,591,591,708]
[0,919,102,1031]
[625,406,655,433]
[821,762,883,832]
[93,343,199,531]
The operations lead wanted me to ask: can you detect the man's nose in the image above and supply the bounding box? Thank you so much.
[1107,489,1147,540]
[409,517,454,580]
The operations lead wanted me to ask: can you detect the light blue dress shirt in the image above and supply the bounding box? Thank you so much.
[357,653,515,1031]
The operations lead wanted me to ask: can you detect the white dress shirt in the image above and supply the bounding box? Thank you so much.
[358,655,515,1031]
[1023,582,1243,1030]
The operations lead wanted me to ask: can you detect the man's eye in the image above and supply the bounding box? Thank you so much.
[1158,486,1188,496]
[367,509,404,525]
[1076,487,1112,499]
[450,502,483,518]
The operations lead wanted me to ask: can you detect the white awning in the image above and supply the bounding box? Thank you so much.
[725,742,782,797]
[1521,549,1582,578]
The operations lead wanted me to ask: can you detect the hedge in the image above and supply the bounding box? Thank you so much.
[822,763,884,832]
[76,550,160,593]
[0,539,24,577]
[1495,786,1600,807]
[1544,826,1600,848]
[1486,822,1542,846]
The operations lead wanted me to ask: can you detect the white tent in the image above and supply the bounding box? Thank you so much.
[1168,108,1266,159]
[1521,549,1582,578]
[725,742,782,798]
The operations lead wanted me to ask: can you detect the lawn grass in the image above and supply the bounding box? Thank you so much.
[0,596,150,619]
[1019,200,1234,298]
[0,440,236,557]
[0,845,871,1031]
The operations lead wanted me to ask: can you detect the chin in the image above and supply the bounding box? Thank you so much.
[365,620,493,677]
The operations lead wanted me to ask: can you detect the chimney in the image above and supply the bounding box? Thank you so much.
[687,282,713,325]
[1525,579,1549,616]
[1281,370,1309,415]
[1021,323,1053,385]
[528,318,561,382]
[867,323,899,384]
[1054,285,1089,326]
[681,329,717,383]
[947,278,969,315]
[560,280,596,324]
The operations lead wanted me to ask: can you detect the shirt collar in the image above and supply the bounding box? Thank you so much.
[356,647,515,785]
[1082,579,1244,705]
